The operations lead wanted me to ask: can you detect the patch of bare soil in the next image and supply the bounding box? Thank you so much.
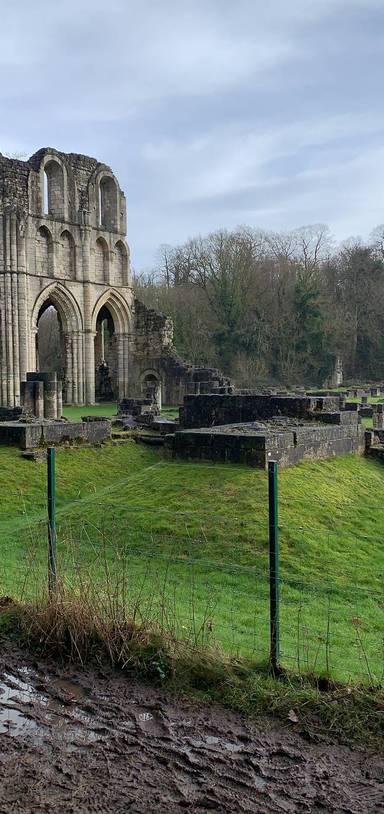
[0,644,382,813]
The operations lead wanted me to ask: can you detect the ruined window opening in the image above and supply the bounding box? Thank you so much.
[99,176,118,231]
[112,240,127,286]
[36,226,53,277]
[98,185,102,227]
[59,230,75,280]
[95,237,108,282]
[43,171,49,215]
[43,160,64,217]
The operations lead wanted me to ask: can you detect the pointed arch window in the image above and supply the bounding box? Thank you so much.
[43,160,64,217]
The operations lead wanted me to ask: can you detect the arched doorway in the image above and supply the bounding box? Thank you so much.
[141,370,162,409]
[36,302,65,385]
[91,290,131,404]
[94,305,117,400]
[31,284,84,405]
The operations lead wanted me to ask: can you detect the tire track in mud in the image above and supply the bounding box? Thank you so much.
[0,644,382,813]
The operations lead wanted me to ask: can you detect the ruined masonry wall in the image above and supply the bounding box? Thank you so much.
[0,148,135,407]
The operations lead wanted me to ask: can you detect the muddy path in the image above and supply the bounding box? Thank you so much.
[0,644,382,813]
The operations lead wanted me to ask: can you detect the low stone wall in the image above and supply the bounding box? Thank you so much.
[0,420,111,450]
[181,393,342,430]
[0,407,23,421]
[166,419,365,469]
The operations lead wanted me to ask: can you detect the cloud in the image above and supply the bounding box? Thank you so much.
[1,0,384,266]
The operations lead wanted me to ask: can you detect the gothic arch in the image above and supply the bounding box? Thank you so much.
[94,236,109,283]
[96,172,119,231]
[91,288,131,335]
[40,153,68,219]
[35,224,54,277]
[111,239,128,286]
[31,282,83,333]
[31,283,84,405]
[58,230,76,280]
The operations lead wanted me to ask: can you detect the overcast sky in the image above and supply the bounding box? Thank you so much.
[1,0,384,269]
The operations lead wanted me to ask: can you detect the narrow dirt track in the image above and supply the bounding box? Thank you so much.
[0,644,382,813]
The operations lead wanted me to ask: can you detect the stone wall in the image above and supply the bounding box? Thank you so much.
[0,419,111,450]
[0,148,131,407]
[131,299,232,405]
[0,147,232,411]
[167,418,365,469]
[180,393,342,429]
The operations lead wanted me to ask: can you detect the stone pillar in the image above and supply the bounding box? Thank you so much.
[72,333,78,404]
[373,404,384,429]
[17,218,29,385]
[4,214,14,405]
[0,273,7,406]
[81,225,95,404]
[65,336,73,404]
[116,334,125,400]
[35,381,44,418]
[43,375,58,420]
[10,213,20,404]
[57,381,63,418]
[20,381,34,414]
[123,333,129,397]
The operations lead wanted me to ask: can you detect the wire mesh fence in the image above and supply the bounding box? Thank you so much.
[0,452,382,685]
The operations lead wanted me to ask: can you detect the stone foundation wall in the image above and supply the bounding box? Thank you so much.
[0,419,111,449]
[167,420,365,469]
[180,393,342,429]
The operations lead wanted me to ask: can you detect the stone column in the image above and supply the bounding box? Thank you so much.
[44,378,58,419]
[76,332,84,404]
[72,332,79,404]
[35,381,44,418]
[81,225,95,403]
[123,332,130,397]
[57,381,63,418]
[17,217,29,386]
[116,334,124,400]
[4,214,14,405]
[65,335,73,404]
[0,273,7,406]
[11,213,20,404]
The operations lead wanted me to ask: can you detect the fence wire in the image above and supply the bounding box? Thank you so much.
[0,466,383,686]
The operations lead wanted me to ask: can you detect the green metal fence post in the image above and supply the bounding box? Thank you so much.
[268,460,280,673]
[47,446,57,595]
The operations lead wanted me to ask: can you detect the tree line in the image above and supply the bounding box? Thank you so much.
[134,224,384,387]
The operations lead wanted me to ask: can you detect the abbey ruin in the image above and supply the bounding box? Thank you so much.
[0,148,225,409]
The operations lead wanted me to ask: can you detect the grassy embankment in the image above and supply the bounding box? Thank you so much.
[0,438,382,686]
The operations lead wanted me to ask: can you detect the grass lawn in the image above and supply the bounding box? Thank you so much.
[0,442,382,685]
[63,403,180,422]
[63,403,118,422]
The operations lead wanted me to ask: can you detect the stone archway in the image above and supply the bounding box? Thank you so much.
[31,283,84,404]
[140,369,162,409]
[94,305,117,400]
[91,290,131,402]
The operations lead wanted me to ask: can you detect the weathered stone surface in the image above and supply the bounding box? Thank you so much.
[180,393,342,430]
[0,148,232,412]
[0,419,111,449]
[167,418,365,469]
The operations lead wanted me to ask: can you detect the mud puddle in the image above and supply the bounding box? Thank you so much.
[0,644,382,813]
[0,668,98,746]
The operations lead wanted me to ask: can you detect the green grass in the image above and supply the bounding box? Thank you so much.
[62,403,180,422]
[0,443,383,685]
[63,403,118,422]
